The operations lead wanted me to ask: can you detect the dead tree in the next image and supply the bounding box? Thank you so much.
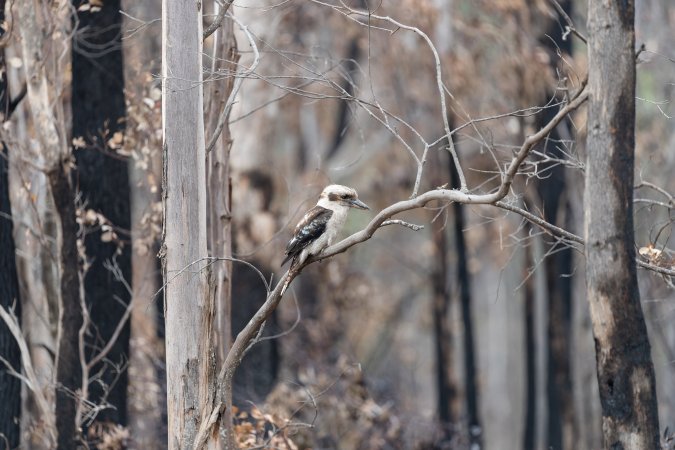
[585,0,661,447]
[161,0,220,447]
[19,2,84,447]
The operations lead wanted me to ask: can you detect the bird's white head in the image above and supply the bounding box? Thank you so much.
[317,184,369,211]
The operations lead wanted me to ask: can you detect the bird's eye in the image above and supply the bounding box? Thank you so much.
[341,194,348,199]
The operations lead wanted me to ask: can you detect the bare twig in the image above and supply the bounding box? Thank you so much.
[380,219,424,231]
[205,13,259,154]
[546,0,587,43]
[0,306,56,444]
[203,0,235,41]
[312,0,467,193]
[495,200,583,245]
[87,260,134,370]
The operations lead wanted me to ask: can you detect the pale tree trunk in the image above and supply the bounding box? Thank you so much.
[205,9,238,364]
[18,1,83,448]
[121,0,165,447]
[204,8,238,444]
[585,1,660,448]
[162,1,220,448]
[0,29,22,447]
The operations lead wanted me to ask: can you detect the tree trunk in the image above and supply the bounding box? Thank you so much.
[50,166,85,450]
[534,3,576,447]
[204,7,238,442]
[162,0,219,448]
[522,229,536,450]
[205,10,238,363]
[429,148,458,440]
[449,147,482,448]
[585,1,660,447]
[18,1,84,447]
[71,0,131,427]
[120,0,166,447]
[0,34,22,448]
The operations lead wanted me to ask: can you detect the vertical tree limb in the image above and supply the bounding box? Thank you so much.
[162,0,216,448]
[585,1,660,447]
[0,23,22,445]
[18,1,84,447]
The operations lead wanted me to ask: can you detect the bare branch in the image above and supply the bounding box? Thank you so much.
[381,219,424,231]
[312,0,468,192]
[0,306,56,444]
[205,13,260,154]
[86,260,134,370]
[203,0,235,41]
[495,200,583,245]
[546,0,587,44]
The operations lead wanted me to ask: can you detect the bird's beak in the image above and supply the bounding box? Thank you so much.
[349,198,370,210]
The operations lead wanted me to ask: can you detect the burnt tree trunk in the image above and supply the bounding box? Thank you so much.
[71,0,130,427]
[534,3,576,447]
[19,0,84,446]
[522,229,536,450]
[585,0,660,447]
[50,166,85,450]
[448,145,482,448]
[0,25,22,447]
[429,148,458,440]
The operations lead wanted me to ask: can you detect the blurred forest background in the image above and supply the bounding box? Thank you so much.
[0,0,674,449]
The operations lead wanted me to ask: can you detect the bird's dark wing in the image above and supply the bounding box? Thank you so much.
[281,206,333,266]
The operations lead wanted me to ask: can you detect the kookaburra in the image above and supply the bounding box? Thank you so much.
[282,185,369,269]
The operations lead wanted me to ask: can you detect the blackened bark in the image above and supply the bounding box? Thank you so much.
[230,171,279,407]
[0,32,22,448]
[231,262,279,406]
[448,141,482,447]
[585,0,660,447]
[538,88,575,450]
[50,165,85,450]
[534,3,576,448]
[432,211,453,427]
[522,232,536,450]
[71,0,130,426]
[429,149,457,438]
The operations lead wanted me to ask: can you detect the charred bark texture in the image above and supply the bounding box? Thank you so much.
[50,165,84,450]
[448,144,482,448]
[585,1,660,447]
[229,170,279,408]
[71,0,130,427]
[522,231,536,450]
[532,4,577,447]
[429,148,457,439]
[0,34,22,448]
[231,262,279,407]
